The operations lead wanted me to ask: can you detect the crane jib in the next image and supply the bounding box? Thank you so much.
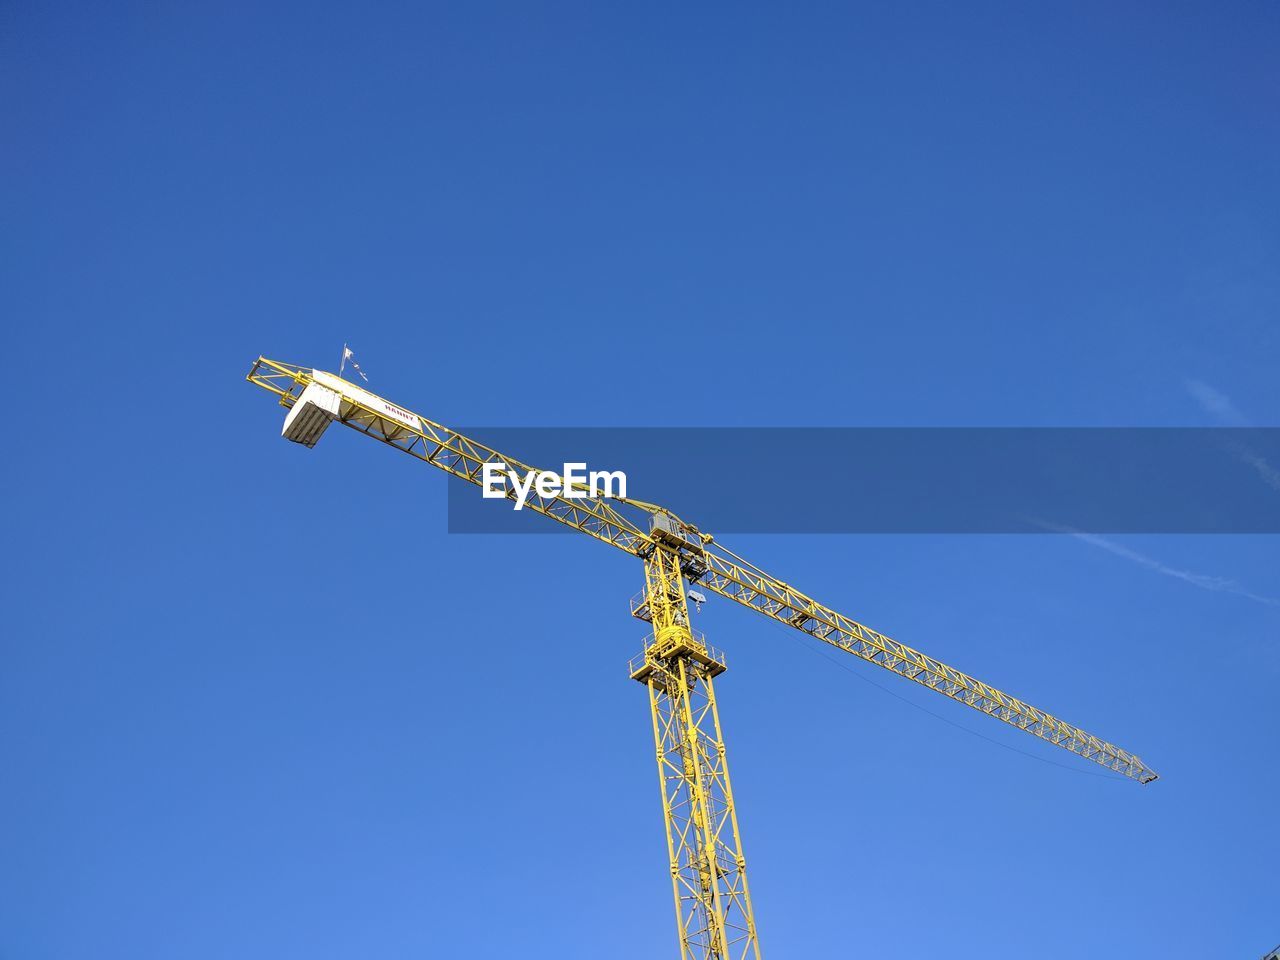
[246,355,1157,786]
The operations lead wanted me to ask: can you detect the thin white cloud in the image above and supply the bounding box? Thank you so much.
[1230,443,1280,493]
[1186,378,1280,492]
[1028,383,1279,609]
[1186,379,1249,425]
[1070,530,1280,608]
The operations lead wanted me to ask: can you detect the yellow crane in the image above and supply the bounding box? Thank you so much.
[246,356,1158,960]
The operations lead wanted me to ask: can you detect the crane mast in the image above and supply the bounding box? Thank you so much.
[631,546,760,960]
[245,356,1157,959]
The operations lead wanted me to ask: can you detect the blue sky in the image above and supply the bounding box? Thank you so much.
[3,2,1278,957]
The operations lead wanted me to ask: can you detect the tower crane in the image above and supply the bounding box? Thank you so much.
[246,356,1158,960]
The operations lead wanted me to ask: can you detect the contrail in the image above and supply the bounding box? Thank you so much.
[1185,378,1280,492]
[1071,530,1280,608]
[1185,378,1249,426]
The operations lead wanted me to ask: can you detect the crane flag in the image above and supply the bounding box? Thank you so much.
[339,344,369,382]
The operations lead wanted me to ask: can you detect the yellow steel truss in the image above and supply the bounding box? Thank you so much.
[246,356,1159,958]
[630,547,760,960]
